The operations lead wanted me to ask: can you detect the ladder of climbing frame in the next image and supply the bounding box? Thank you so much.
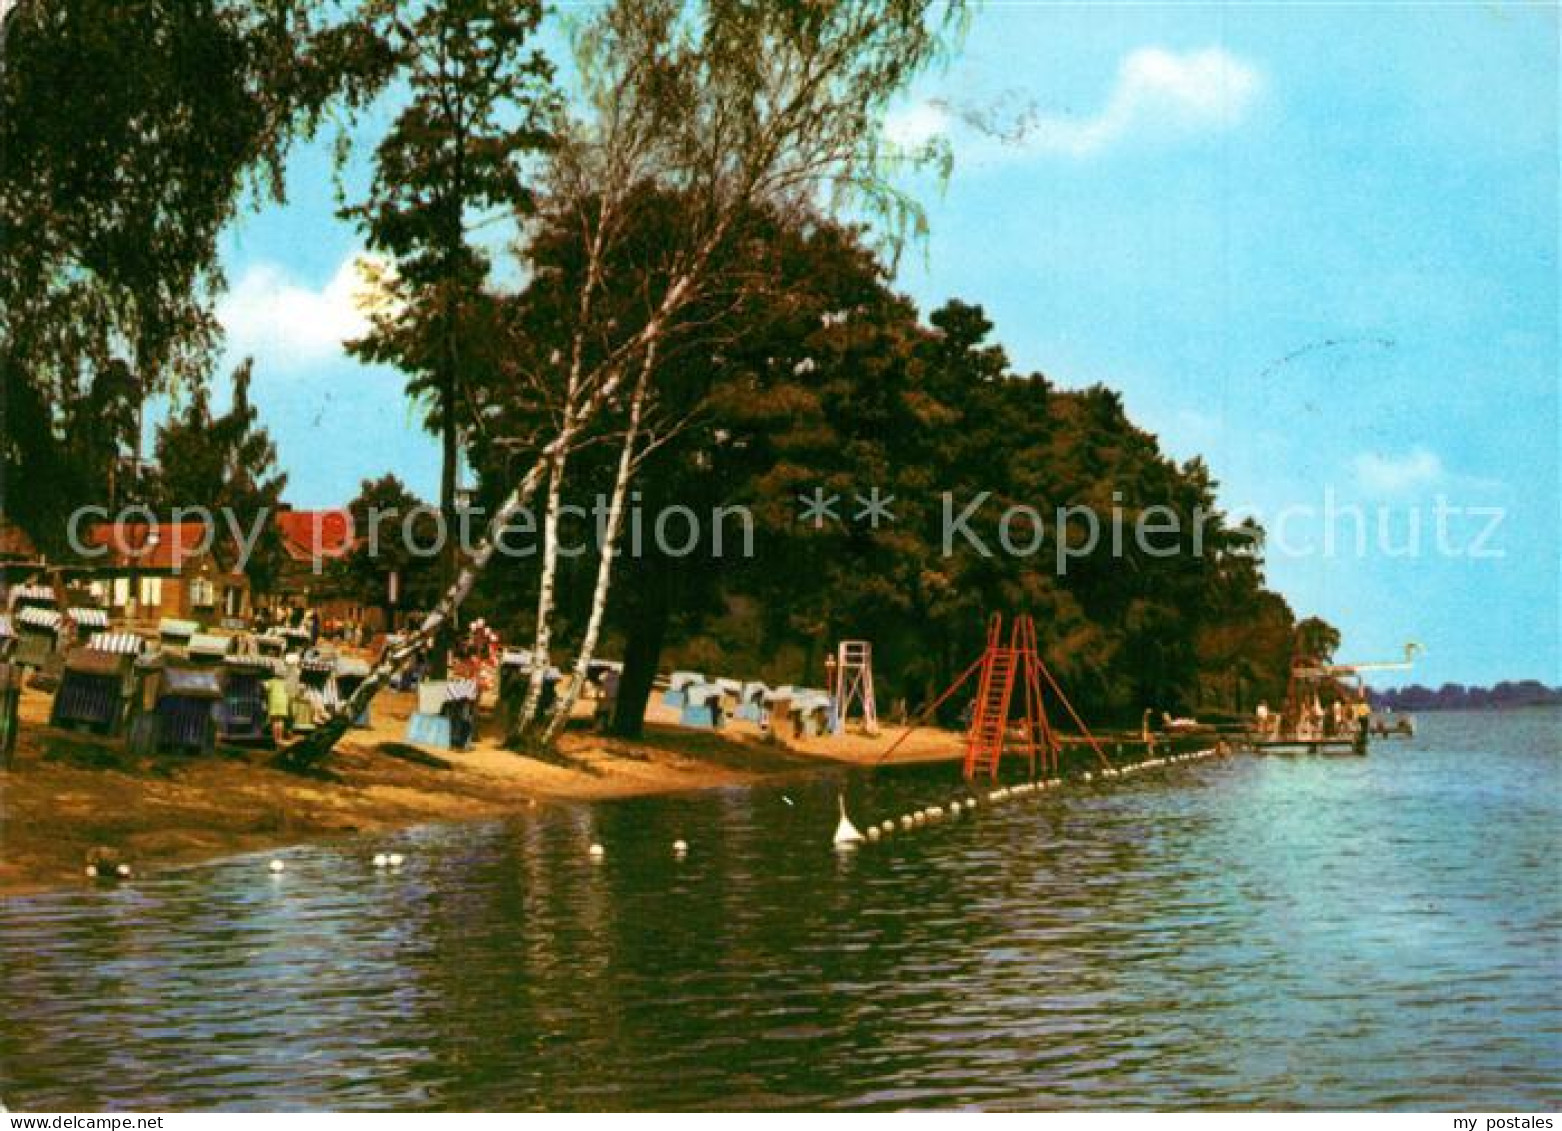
[963,614,1067,781]
[963,616,1018,780]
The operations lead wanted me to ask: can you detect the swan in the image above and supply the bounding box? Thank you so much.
[833,794,865,846]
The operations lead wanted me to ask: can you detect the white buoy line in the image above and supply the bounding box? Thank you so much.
[252,751,1223,873]
[96,748,1228,886]
[836,746,1222,849]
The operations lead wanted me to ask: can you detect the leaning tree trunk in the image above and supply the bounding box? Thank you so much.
[276,451,552,771]
[278,268,706,770]
[539,339,656,745]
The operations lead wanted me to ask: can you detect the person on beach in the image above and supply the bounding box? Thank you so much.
[595,668,619,731]
[265,672,290,746]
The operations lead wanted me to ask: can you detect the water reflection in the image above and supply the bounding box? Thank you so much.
[2,711,1558,1110]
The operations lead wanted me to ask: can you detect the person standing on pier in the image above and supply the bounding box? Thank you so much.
[1352,693,1372,752]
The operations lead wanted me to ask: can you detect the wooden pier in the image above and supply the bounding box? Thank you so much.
[1241,735,1367,756]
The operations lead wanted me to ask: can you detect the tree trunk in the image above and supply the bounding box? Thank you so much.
[278,450,551,770]
[540,340,656,745]
[431,246,464,680]
[506,208,613,745]
[509,448,568,745]
[609,570,671,741]
[431,380,458,678]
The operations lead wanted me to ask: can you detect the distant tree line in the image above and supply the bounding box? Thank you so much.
[1370,682,1562,711]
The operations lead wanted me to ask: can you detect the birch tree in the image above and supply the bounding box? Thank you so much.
[531,195,798,745]
[498,16,676,743]
[501,183,727,745]
[536,338,660,746]
[281,0,962,768]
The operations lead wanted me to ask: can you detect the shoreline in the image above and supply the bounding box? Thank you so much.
[0,685,964,896]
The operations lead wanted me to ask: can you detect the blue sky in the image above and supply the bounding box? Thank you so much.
[201,2,1558,688]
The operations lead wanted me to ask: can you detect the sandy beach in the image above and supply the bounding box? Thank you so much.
[0,682,964,895]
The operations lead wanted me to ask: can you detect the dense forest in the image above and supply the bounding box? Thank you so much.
[2,0,1322,754]
[452,216,1303,731]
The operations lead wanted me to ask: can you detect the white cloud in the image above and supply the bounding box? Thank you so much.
[1353,448,1445,494]
[1052,46,1262,155]
[218,253,395,368]
[891,46,1263,160]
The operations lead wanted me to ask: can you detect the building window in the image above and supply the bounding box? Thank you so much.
[224,586,244,618]
[190,578,216,608]
[138,576,162,608]
[111,578,130,607]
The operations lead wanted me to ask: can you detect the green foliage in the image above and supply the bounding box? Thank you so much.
[338,0,557,517]
[150,361,289,590]
[0,0,367,549]
[479,210,1311,726]
[1294,616,1343,664]
[337,473,443,617]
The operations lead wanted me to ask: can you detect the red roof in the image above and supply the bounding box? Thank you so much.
[82,522,219,571]
[276,510,357,563]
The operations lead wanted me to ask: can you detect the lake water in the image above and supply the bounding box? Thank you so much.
[1,709,1557,1111]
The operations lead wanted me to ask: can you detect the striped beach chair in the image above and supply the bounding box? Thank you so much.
[219,653,282,742]
[52,641,139,734]
[679,682,724,729]
[152,664,224,753]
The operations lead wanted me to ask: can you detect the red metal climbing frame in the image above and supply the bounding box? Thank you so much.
[874,611,1111,781]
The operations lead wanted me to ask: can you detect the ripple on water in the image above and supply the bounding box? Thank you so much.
[1,711,1558,1110]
